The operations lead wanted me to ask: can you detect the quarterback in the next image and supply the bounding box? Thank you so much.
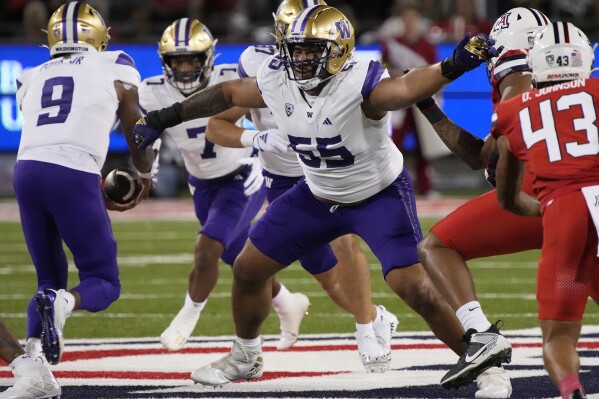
[14,0,153,371]
[133,5,500,388]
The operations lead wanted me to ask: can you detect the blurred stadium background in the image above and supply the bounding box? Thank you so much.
[2,0,599,198]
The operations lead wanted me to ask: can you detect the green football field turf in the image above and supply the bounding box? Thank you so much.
[2,218,598,339]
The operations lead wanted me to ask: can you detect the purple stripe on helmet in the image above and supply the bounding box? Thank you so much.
[174,19,181,44]
[184,19,191,46]
[61,4,68,42]
[71,1,81,43]
[299,6,319,32]
[115,53,136,68]
[361,60,385,99]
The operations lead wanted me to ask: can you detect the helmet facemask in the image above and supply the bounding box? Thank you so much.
[161,52,211,95]
[281,39,334,90]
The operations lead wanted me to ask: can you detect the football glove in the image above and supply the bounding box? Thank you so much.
[238,157,264,196]
[442,33,498,80]
[133,115,164,151]
[241,129,289,153]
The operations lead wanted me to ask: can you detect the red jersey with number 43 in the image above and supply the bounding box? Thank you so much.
[491,78,599,207]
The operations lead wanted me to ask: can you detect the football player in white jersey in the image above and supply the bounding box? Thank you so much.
[0,317,60,398]
[132,5,501,388]
[205,0,398,373]
[139,18,310,353]
[14,1,154,371]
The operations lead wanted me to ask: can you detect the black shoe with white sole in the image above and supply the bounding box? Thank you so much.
[441,322,512,390]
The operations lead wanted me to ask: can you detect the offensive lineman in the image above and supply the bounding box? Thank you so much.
[205,0,398,372]
[15,1,154,367]
[132,5,502,388]
[138,18,310,352]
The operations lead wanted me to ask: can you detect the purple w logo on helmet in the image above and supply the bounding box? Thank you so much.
[335,20,351,39]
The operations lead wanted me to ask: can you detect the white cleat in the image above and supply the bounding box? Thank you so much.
[275,293,310,350]
[24,339,49,366]
[372,305,398,359]
[356,330,390,373]
[190,340,264,387]
[160,306,201,351]
[34,289,70,365]
[0,357,61,399]
[475,366,512,398]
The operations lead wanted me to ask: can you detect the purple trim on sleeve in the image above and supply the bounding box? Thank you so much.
[361,60,385,99]
[238,59,249,78]
[115,53,136,68]
[16,79,22,91]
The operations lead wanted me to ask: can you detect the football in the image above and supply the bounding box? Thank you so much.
[102,168,142,204]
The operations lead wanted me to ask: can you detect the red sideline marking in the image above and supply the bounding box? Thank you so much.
[30,341,599,363]
[0,370,346,381]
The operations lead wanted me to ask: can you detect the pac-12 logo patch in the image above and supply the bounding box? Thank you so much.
[285,103,294,116]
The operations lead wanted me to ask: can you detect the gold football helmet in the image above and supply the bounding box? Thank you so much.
[46,1,110,57]
[281,5,354,90]
[158,18,217,95]
[273,0,327,46]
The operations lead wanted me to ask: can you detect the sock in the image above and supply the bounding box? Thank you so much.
[456,301,492,332]
[356,322,376,337]
[236,336,262,348]
[559,375,583,399]
[272,284,291,310]
[62,291,76,315]
[184,292,206,312]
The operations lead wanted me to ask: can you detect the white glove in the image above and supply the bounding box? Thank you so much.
[238,157,264,196]
[240,129,289,153]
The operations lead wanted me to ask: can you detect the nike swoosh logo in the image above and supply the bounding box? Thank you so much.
[464,341,493,363]
[468,307,480,311]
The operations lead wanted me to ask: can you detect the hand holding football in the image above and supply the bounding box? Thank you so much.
[103,168,142,204]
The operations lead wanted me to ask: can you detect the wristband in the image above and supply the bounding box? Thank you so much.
[135,167,153,180]
[416,98,445,125]
[240,129,259,148]
[440,57,465,81]
[146,102,183,130]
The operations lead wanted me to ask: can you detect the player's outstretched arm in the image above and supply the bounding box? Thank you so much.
[368,33,497,111]
[415,96,485,170]
[115,80,153,205]
[133,78,265,150]
[495,136,540,216]
[206,107,252,148]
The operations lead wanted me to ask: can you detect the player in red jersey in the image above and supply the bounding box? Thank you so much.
[493,22,599,399]
[414,7,550,397]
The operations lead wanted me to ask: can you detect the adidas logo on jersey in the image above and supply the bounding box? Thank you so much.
[323,118,333,125]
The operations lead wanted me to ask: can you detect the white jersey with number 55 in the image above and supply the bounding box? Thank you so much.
[256,55,403,204]
[139,64,251,180]
[16,50,140,174]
